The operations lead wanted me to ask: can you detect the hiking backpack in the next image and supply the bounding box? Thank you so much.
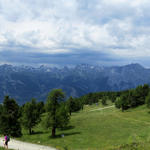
[7,136,10,142]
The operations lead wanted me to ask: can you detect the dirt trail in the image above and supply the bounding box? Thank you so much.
[89,105,115,112]
[0,138,57,150]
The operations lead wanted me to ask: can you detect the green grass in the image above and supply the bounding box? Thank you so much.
[16,104,150,150]
[0,147,13,150]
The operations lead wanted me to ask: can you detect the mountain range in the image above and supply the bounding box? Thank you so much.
[0,63,149,104]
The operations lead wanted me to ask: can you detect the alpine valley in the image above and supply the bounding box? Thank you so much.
[0,63,150,104]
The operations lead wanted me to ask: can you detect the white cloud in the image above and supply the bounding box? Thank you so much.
[0,0,150,65]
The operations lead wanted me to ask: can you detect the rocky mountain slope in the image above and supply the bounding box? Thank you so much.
[0,63,149,104]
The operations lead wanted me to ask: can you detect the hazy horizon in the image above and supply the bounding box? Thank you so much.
[0,0,150,67]
[0,62,149,69]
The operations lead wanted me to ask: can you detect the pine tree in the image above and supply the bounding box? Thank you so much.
[0,96,22,137]
[146,92,150,108]
[45,89,70,137]
[67,96,74,115]
[21,98,41,134]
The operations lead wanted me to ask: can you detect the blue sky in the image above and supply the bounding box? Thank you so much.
[0,0,150,67]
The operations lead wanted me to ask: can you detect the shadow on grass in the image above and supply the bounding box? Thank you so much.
[25,130,49,135]
[59,125,75,131]
[49,132,81,139]
[31,131,44,135]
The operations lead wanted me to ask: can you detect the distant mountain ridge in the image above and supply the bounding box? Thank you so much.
[0,63,150,104]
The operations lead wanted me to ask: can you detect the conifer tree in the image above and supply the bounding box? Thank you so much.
[0,96,22,137]
[146,92,150,108]
[45,89,70,137]
[21,98,41,134]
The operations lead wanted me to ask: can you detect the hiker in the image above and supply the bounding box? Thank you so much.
[4,134,10,149]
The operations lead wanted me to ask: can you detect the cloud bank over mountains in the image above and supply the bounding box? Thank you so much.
[0,0,150,66]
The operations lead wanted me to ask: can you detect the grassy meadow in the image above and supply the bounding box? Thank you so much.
[16,102,150,150]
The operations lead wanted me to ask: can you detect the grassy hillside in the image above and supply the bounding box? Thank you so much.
[17,102,150,150]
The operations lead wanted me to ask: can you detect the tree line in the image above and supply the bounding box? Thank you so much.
[0,84,150,138]
[115,84,150,111]
[75,84,150,112]
[0,89,71,137]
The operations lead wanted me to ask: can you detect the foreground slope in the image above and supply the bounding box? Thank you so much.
[15,103,150,150]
